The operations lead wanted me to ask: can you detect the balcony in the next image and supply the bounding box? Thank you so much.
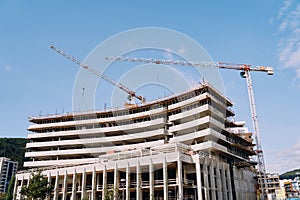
[28,118,165,139]
[28,107,166,130]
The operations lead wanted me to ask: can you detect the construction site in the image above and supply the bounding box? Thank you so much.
[13,47,274,200]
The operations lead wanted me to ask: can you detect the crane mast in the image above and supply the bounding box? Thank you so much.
[107,55,273,198]
[50,45,145,103]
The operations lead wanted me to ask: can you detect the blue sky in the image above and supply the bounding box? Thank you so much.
[0,1,299,173]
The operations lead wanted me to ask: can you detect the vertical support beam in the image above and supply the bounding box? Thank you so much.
[221,164,228,200]
[136,161,141,200]
[71,169,77,200]
[27,174,31,186]
[149,159,154,200]
[195,155,203,200]
[81,168,86,199]
[216,162,222,200]
[126,163,130,200]
[62,170,67,200]
[48,172,51,187]
[13,175,18,200]
[163,157,168,200]
[210,162,216,200]
[92,166,96,200]
[53,171,59,200]
[203,159,209,200]
[226,165,233,200]
[177,158,183,200]
[113,163,119,200]
[47,172,52,200]
[102,165,107,200]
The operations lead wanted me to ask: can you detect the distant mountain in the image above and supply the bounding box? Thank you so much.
[280,169,300,180]
[0,138,28,170]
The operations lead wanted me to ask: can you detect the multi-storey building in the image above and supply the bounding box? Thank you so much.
[14,83,257,200]
[0,157,18,193]
[257,173,280,195]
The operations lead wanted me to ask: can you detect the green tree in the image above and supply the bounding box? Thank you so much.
[20,170,53,200]
[0,193,7,200]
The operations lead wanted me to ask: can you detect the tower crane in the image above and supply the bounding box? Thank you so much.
[50,45,145,103]
[106,55,274,198]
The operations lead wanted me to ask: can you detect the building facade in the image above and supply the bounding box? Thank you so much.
[0,157,18,193]
[14,83,257,200]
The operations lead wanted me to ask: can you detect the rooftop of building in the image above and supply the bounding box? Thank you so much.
[28,82,233,123]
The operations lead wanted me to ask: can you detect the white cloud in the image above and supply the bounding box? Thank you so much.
[267,139,300,173]
[277,1,300,85]
[278,0,292,20]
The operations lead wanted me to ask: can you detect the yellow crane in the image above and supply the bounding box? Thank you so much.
[106,55,274,199]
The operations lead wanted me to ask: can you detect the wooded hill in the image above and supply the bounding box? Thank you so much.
[0,138,28,170]
[280,168,300,180]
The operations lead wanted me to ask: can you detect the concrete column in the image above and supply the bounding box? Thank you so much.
[102,165,107,200]
[81,168,86,199]
[71,169,77,200]
[48,172,51,187]
[177,158,183,200]
[113,163,119,200]
[163,157,168,200]
[226,165,233,200]
[221,164,228,200]
[53,171,59,200]
[62,170,67,200]
[216,162,222,200]
[27,174,31,186]
[126,163,130,200]
[149,159,154,200]
[209,161,216,200]
[92,166,96,200]
[136,161,141,200]
[203,159,209,200]
[12,175,18,200]
[47,172,52,200]
[195,155,203,200]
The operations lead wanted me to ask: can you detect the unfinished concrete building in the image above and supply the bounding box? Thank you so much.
[14,83,257,200]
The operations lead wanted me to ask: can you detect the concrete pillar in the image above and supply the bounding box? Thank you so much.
[81,168,86,199]
[113,163,119,200]
[136,161,141,200]
[27,174,31,186]
[102,165,107,200]
[221,164,228,200]
[46,172,52,200]
[195,155,203,200]
[53,171,59,200]
[126,163,130,200]
[177,158,183,200]
[12,175,18,200]
[149,159,154,200]
[226,165,233,200]
[62,170,67,200]
[203,159,209,200]
[163,157,168,200]
[216,162,222,200]
[92,166,96,200]
[48,172,51,187]
[209,161,216,200]
[71,169,77,200]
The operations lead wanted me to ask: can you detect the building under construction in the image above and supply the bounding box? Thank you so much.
[14,83,257,200]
